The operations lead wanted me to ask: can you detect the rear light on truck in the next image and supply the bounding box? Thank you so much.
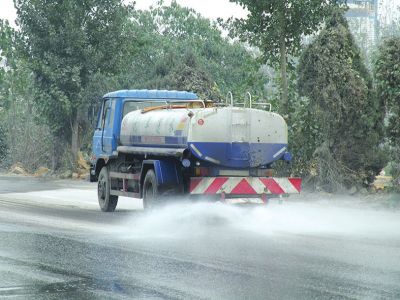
[250,169,274,177]
[265,169,274,177]
[194,167,209,176]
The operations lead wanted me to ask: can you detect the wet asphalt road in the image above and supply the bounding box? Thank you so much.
[0,174,400,299]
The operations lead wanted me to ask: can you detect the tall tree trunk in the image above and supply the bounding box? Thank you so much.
[51,139,57,171]
[71,114,79,164]
[279,35,288,117]
[278,0,288,117]
[8,77,16,157]
[51,134,63,171]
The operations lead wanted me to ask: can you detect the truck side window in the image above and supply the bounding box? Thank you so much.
[96,102,104,129]
[108,99,116,126]
[99,99,110,129]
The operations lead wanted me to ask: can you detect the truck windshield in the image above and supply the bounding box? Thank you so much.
[123,100,209,117]
[122,101,160,118]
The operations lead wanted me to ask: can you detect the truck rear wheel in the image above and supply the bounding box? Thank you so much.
[98,166,118,212]
[143,169,160,210]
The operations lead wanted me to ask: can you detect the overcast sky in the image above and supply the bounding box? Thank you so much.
[1,0,399,28]
[0,0,17,26]
[0,0,247,27]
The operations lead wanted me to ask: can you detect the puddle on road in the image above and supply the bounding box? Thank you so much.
[118,197,400,240]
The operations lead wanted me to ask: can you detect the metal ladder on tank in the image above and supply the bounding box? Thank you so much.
[223,92,272,112]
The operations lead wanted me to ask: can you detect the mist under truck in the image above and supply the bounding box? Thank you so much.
[90,89,301,211]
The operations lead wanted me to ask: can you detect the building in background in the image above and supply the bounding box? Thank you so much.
[345,0,379,47]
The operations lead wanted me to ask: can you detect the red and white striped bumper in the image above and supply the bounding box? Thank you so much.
[189,177,301,195]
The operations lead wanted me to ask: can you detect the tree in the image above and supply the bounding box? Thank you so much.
[228,0,344,115]
[375,36,400,185]
[375,37,400,148]
[146,50,221,100]
[0,19,55,170]
[297,9,386,191]
[15,0,134,162]
[0,19,17,109]
[0,123,7,163]
[124,1,264,101]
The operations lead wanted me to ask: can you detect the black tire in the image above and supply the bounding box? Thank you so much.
[97,166,118,212]
[143,169,160,210]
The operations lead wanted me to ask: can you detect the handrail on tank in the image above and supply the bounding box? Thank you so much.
[244,93,272,112]
[255,102,272,112]
[217,92,271,111]
[226,91,233,107]
[246,92,252,109]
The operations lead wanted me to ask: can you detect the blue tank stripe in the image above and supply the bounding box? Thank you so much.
[120,135,187,147]
[189,142,288,168]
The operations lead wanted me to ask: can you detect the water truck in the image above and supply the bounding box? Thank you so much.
[90,90,301,211]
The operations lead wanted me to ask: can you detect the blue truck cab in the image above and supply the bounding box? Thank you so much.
[91,89,201,212]
[91,89,198,181]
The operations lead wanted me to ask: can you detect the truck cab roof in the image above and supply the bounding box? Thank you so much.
[103,89,198,100]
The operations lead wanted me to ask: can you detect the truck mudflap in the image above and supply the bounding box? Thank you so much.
[189,177,301,196]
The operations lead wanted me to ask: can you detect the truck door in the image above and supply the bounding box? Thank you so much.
[93,98,116,156]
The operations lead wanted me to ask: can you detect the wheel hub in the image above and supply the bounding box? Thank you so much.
[98,179,106,200]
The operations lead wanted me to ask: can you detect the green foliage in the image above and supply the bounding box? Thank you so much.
[4,0,394,187]
[0,55,53,170]
[375,36,400,188]
[297,10,386,191]
[229,0,342,65]
[123,2,264,101]
[228,0,344,113]
[0,20,18,109]
[2,1,265,171]
[375,37,400,147]
[0,123,7,162]
[148,50,222,100]
[384,161,400,182]
[288,95,322,178]
[0,19,16,62]
[15,0,134,141]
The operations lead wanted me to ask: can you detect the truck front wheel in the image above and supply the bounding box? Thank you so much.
[143,169,160,210]
[98,166,118,212]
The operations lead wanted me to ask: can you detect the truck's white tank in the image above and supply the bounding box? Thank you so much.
[120,106,287,168]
